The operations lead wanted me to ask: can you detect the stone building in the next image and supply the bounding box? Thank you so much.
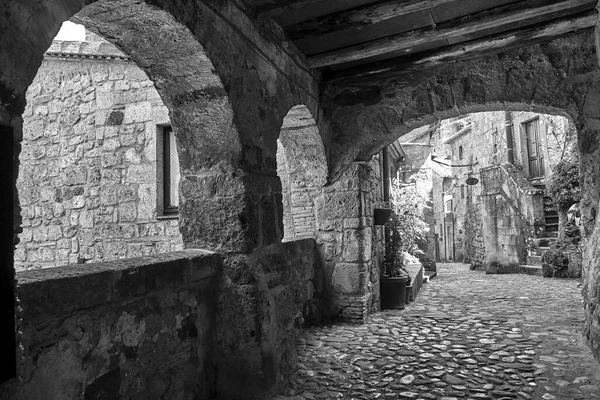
[414,112,573,270]
[16,30,184,271]
[3,1,600,399]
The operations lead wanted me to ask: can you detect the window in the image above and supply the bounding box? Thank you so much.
[523,118,545,178]
[160,126,180,215]
[439,224,443,241]
[445,199,453,213]
[461,185,465,199]
[458,145,463,160]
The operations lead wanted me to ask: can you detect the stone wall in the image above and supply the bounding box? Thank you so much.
[429,111,570,268]
[1,250,220,400]
[464,190,486,269]
[277,105,327,241]
[315,160,384,322]
[1,239,326,400]
[16,36,183,271]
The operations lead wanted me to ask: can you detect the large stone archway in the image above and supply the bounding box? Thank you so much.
[320,30,600,363]
[5,1,600,397]
[1,0,325,398]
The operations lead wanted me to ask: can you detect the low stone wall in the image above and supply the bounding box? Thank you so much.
[406,263,424,301]
[0,250,220,400]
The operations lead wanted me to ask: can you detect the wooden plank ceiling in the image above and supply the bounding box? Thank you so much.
[249,0,598,83]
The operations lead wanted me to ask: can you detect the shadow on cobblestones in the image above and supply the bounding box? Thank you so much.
[272,263,600,400]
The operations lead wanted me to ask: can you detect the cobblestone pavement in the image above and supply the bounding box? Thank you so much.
[272,263,600,400]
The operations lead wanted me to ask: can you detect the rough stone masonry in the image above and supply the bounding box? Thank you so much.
[16,33,183,271]
[2,1,600,399]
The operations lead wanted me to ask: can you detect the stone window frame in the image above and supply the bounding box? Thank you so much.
[156,124,180,218]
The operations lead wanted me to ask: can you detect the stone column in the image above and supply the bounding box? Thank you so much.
[315,161,381,322]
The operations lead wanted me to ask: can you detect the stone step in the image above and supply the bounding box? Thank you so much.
[527,255,542,266]
[517,265,543,276]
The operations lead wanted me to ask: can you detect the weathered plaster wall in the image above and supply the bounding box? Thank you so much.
[17,37,183,271]
[1,250,220,400]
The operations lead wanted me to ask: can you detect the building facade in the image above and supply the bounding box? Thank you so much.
[16,31,184,271]
[426,112,573,269]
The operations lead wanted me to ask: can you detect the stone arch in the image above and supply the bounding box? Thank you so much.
[72,1,245,252]
[1,0,249,253]
[1,1,327,397]
[276,105,327,241]
[1,0,248,393]
[323,33,596,182]
[322,30,600,361]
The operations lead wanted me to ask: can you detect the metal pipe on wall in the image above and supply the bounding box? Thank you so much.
[383,147,390,202]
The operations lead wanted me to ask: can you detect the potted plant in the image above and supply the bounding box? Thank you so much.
[380,180,430,309]
[374,201,392,226]
[380,213,410,309]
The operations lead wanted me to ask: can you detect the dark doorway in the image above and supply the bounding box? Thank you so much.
[0,125,16,383]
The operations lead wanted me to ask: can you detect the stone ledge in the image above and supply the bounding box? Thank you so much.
[17,249,221,320]
[406,263,424,302]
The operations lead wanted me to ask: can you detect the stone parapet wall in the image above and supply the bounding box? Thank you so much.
[1,250,220,400]
[17,40,183,271]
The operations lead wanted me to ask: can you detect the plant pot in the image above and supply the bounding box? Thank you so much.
[405,284,413,304]
[380,276,408,310]
[374,208,392,225]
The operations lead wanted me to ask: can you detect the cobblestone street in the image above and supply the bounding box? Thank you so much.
[273,264,600,400]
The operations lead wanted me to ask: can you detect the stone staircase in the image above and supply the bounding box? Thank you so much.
[527,192,558,266]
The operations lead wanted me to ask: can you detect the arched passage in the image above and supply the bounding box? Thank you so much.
[1,0,247,397]
[321,30,600,362]
[1,0,328,397]
[277,105,327,241]
[72,0,245,251]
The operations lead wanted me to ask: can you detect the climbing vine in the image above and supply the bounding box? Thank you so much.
[546,145,581,213]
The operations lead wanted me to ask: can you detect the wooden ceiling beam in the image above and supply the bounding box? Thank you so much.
[285,0,459,41]
[257,0,330,19]
[308,0,597,68]
[327,11,597,84]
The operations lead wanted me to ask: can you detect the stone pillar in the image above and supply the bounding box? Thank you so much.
[579,111,600,362]
[315,161,381,322]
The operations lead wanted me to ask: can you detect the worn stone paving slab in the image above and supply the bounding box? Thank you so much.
[272,263,600,400]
